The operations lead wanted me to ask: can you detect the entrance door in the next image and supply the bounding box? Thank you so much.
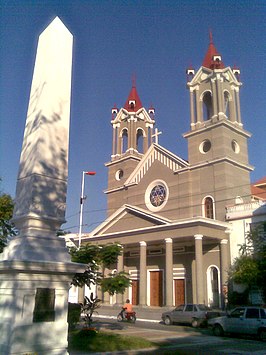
[131,280,139,305]
[150,271,163,306]
[174,279,185,306]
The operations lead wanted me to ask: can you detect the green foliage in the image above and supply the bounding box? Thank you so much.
[81,293,101,328]
[228,222,266,303]
[0,192,16,253]
[70,243,129,296]
[99,243,122,269]
[70,244,100,264]
[239,221,266,259]
[227,289,250,308]
[229,255,259,285]
[100,271,131,296]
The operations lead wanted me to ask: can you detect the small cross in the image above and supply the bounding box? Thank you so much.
[152,128,162,144]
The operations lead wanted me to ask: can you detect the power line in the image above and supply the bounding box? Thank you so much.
[63,181,265,232]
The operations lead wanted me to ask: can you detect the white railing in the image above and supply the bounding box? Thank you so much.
[226,200,265,219]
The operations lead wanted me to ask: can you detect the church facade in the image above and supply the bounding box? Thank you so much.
[80,35,254,309]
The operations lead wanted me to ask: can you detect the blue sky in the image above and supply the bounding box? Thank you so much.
[0,0,265,234]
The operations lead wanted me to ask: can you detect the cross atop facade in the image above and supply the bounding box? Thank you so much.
[152,128,162,144]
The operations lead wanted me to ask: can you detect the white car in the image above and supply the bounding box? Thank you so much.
[208,306,266,341]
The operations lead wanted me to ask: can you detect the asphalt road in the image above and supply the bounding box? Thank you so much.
[88,317,266,355]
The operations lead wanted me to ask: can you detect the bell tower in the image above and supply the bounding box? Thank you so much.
[183,33,253,220]
[105,81,155,214]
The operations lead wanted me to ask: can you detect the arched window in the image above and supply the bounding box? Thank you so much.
[207,265,220,308]
[203,196,214,219]
[122,129,128,154]
[202,91,213,121]
[136,129,144,153]
[224,91,230,119]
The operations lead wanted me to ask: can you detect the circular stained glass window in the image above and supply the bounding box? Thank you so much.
[145,180,169,212]
[150,185,166,207]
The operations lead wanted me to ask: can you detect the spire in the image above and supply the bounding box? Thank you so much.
[124,77,143,111]
[202,30,225,69]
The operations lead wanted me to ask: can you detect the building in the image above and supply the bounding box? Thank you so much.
[73,34,260,309]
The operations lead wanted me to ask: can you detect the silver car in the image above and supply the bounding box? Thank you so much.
[208,306,266,341]
[162,304,214,328]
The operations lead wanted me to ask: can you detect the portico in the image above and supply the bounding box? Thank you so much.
[82,211,231,308]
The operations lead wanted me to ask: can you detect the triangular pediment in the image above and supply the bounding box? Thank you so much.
[111,107,155,125]
[124,143,189,187]
[89,204,171,237]
[189,66,239,86]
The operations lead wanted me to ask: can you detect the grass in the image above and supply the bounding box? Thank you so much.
[68,329,157,352]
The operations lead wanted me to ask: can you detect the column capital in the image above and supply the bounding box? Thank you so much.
[220,239,228,245]
[225,229,232,235]
[194,234,203,240]
[165,238,172,244]
[139,241,147,247]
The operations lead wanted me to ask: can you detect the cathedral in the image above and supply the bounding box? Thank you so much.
[77,34,256,309]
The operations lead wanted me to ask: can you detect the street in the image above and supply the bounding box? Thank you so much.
[92,316,266,354]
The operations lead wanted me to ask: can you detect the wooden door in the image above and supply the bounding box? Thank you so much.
[150,271,163,306]
[131,280,139,305]
[174,279,185,306]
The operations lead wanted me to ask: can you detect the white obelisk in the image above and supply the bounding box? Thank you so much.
[0,17,84,355]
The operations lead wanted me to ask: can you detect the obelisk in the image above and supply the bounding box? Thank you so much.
[0,17,84,355]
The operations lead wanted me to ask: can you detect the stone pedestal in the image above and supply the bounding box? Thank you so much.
[0,259,82,355]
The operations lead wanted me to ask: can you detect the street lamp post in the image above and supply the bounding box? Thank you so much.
[78,171,96,248]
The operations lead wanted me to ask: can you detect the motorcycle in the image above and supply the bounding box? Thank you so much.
[117,309,136,323]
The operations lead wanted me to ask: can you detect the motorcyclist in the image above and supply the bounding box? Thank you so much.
[122,299,133,319]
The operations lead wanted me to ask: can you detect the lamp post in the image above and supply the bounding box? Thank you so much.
[78,171,96,248]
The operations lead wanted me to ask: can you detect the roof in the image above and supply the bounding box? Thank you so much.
[251,176,266,201]
[202,31,225,69]
[124,83,143,112]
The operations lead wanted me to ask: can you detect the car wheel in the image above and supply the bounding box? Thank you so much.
[213,324,224,337]
[258,328,266,342]
[191,318,200,328]
[164,316,172,325]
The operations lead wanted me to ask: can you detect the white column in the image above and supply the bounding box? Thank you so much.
[116,250,124,305]
[165,238,173,307]
[220,238,229,287]
[139,241,147,306]
[194,234,204,304]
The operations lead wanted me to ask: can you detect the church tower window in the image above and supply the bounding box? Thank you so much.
[203,196,215,219]
[121,129,128,154]
[202,91,213,120]
[224,91,230,119]
[136,128,144,153]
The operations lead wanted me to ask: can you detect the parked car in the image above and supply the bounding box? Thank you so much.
[208,306,266,341]
[162,304,223,328]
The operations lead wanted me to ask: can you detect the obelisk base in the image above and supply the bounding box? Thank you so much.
[0,259,84,355]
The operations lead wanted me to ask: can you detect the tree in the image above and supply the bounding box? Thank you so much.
[69,243,131,296]
[0,192,16,253]
[228,222,266,303]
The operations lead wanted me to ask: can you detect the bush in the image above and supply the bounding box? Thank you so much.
[227,289,250,308]
[67,303,81,329]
